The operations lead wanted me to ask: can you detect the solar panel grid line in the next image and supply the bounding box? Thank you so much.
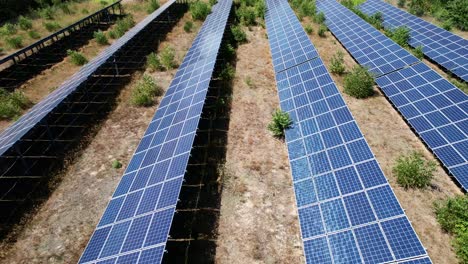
[359,0,468,82]
[79,0,233,263]
[0,0,178,157]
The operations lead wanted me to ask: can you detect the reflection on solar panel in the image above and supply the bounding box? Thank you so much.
[266,0,430,263]
[0,0,177,158]
[316,0,468,191]
[359,0,468,82]
[78,0,233,263]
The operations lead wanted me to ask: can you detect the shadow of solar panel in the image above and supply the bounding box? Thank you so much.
[359,0,468,82]
[78,0,233,263]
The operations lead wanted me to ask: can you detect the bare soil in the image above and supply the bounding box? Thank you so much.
[0,11,199,264]
[215,26,305,263]
[301,18,463,264]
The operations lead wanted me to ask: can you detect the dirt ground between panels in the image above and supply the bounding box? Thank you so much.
[300,17,463,263]
[0,1,152,133]
[0,11,199,263]
[215,26,305,263]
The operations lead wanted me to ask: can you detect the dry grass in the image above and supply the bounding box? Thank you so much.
[216,25,304,263]
[0,10,199,263]
[301,17,463,264]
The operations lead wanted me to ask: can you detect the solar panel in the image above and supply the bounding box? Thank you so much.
[0,0,178,157]
[265,0,431,263]
[317,0,468,190]
[359,0,468,82]
[78,0,233,263]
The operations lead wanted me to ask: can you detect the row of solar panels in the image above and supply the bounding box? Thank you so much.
[316,0,468,191]
[265,0,431,263]
[359,0,468,83]
[78,0,233,263]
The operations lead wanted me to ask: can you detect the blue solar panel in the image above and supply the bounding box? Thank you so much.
[266,0,430,263]
[359,0,468,82]
[78,0,233,263]
[316,0,468,191]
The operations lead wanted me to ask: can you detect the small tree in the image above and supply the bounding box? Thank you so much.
[344,66,374,98]
[67,50,88,66]
[330,51,346,74]
[393,151,436,189]
[268,109,292,138]
[318,24,327,37]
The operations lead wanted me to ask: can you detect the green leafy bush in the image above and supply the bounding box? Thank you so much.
[393,151,436,189]
[190,1,211,21]
[67,50,88,65]
[434,195,468,262]
[0,23,17,36]
[299,1,316,18]
[131,74,163,106]
[59,3,74,14]
[231,25,247,44]
[112,160,122,169]
[209,0,217,6]
[304,24,313,35]
[82,8,89,14]
[0,89,31,120]
[39,6,56,20]
[236,4,257,26]
[108,30,117,39]
[413,45,424,60]
[219,63,235,81]
[160,46,176,70]
[387,26,410,47]
[314,12,326,24]
[5,36,23,49]
[344,66,374,98]
[268,109,293,138]
[18,16,33,30]
[254,1,266,19]
[146,52,162,71]
[184,21,193,32]
[330,51,346,74]
[397,0,406,7]
[318,24,327,37]
[444,0,467,30]
[109,16,135,38]
[408,0,426,16]
[94,30,108,45]
[43,21,61,32]
[441,20,453,31]
[147,0,160,14]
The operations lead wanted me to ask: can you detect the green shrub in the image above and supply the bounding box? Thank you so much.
[100,0,108,6]
[314,12,326,24]
[434,195,468,262]
[219,63,235,81]
[388,26,410,47]
[108,30,117,39]
[268,109,293,138]
[147,0,160,14]
[330,51,346,74]
[59,3,74,14]
[5,36,23,49]
[318,24,327,37]
[444,0,468,31]
[43,21,61,32]
[18,16,33,30]
[344,66,374,98]
[184,21,193,32]
[221,43,236,61]
[0,23,17,36]
[28,30,41,39]
[209,0,217,6]
[368,12,383,30]
[397,0,406,7]
[146,52,162,71]
[413,45,424,60]
[0,89,31,120]
[131,74,163,106]
[110,16,135,38]
[236,4,257,26]
[67,50,88,66]
[254,1,266,19]
[441,20,453,31]
[408,0,425,16]
[393,151,436,189]
[231,25,247,44]
[39,6,55,20]
[299,1,316,18]
[190,1,211,21]
[82,8,89,14]
[304,24,313,35]
[112,160,122,169]
[160,46,176,70]
[94,30,108,45]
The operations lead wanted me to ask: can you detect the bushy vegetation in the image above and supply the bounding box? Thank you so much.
[304,24,313,35]
[5,36,23,49]
[39,6,56,20]
[408,0,426,16]
[112,159,122,169]
[314,12,326,24]
[231,25,247,44]
[67,50,88,66]
[18,16,33,30]
[28,30,41,39]
[344,66,374,98]
[434,195,468,263]
[184,21,193,32]
[398,0,406,7]
[268,109,293,138]
[93,30,108,45]
[0,89,31,120]
[413,45,424,60]
[146,52,162,72]
[441,20,453,31]
[109,16,135,39]
[318,24,327,37]
[236,3,257,26]
[219,63,235,81]
[190,1,211,21]
[0,23,17,36]
[43,21,61,32]
[131,74,163,107]
[403,0,467,31]
[147,0,160,14]
[330,51,346,74]
[159,46,176,70]
[387,26,410,47]
[393,151,436,189]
